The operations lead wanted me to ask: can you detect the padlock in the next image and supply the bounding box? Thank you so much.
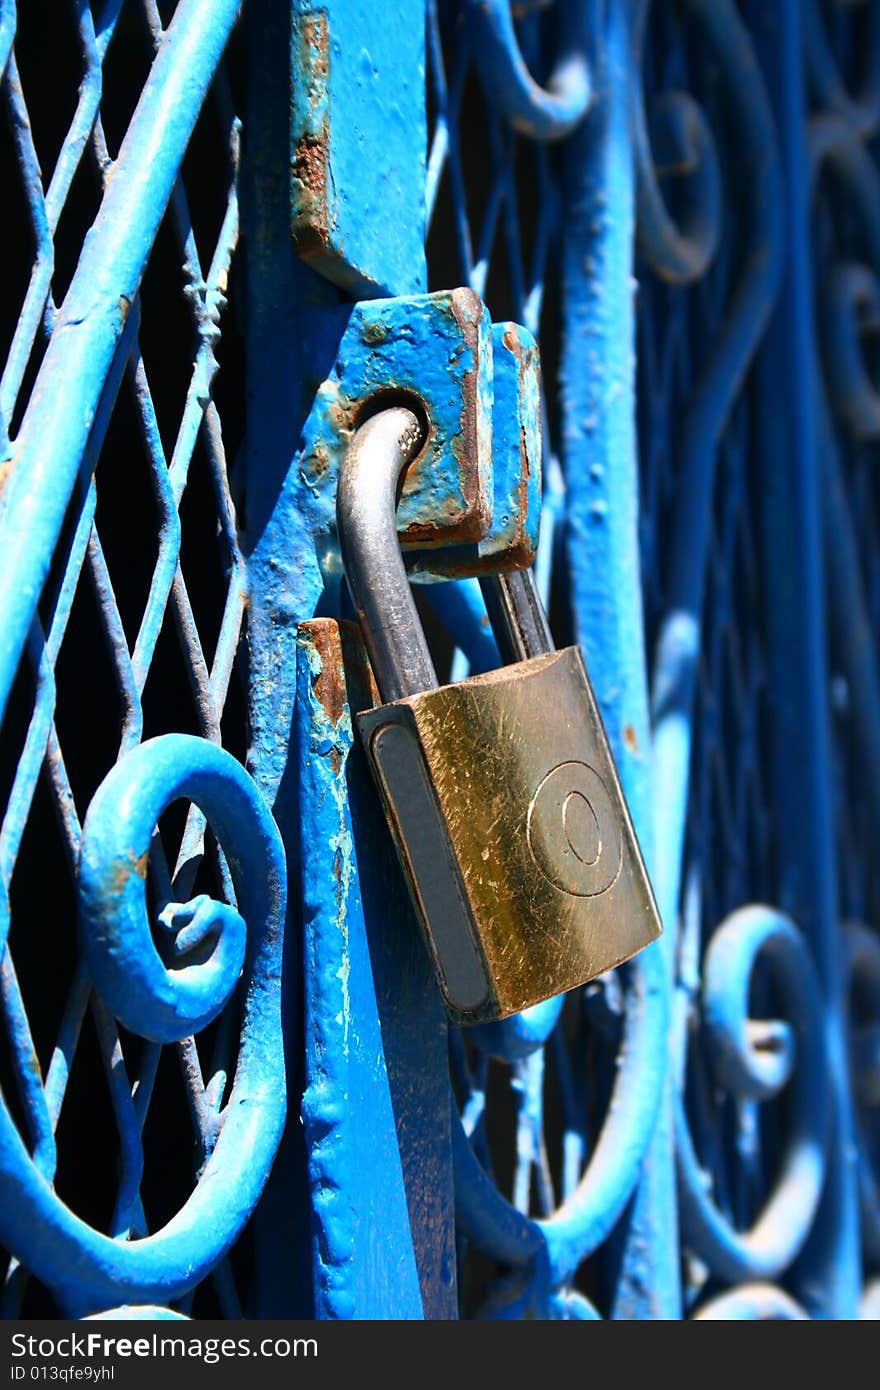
[337,407,662,1024]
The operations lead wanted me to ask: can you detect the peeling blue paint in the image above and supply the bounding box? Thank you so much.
[291,0,427,296]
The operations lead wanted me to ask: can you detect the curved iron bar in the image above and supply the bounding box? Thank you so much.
[633,0,721,284]
[806,95,880,1314]
[806,0,880,139]
[464,0,595,142]
[452,941,668,1304]
[649,0,783,942]
[473,996,565,1063]
[809,120,880,857]
[692,1283,810,1320]
[676,906,829,1283]
[84,1306,190,1321]
[633,0,793,1300]
[0,735,287,1314]
[861,1279,880,1318]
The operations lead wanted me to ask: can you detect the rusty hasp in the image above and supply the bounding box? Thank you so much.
[290,0,427,297]
[405,320,543,579]
[302,291,542,584]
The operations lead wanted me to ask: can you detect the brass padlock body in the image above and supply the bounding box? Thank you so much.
[358,645,662,1024]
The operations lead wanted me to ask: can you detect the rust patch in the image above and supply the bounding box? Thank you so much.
[291,12,331,255]
[502,326,520,355]
[623,724,639,754]
[447,288,492,545]
[0,453,15,499]
[301,12,329,110]
[111,847,150,895]
[292,135,328,205]
[300,618,379,723]
[303,618,347,727]
[326,393,355,440]
[361,320,389,346]
[291,139,330,259]
[310,440,332,479]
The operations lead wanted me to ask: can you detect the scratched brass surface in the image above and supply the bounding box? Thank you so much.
[359,647,662,1022]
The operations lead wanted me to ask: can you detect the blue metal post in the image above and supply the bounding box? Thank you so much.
[242,0,456,1318]
[753,0,861,1317]
[560,0,678,1318]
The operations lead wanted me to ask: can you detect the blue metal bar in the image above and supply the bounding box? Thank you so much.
[44,1,122,230]
[0,53,53,432]
[693,1283,809,1320]
[805,0,880,138]
[750,1,862,1313]
[295,624,430,1319]
[451,935,667,1292]
[243,0,457,1318]
[0,0,242,735]
[560,0,675,1316]
[0,954,55,1180]
[0,0,14,83]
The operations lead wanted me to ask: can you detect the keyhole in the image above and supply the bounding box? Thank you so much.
[562,791,601,866]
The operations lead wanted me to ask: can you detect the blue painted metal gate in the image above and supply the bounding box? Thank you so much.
[0,0,877,1320]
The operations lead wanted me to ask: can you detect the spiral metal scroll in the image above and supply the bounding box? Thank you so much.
[634,0,721,284]
[0,735,287,1313]
[463,0,594,141]
[676,908,828,1284]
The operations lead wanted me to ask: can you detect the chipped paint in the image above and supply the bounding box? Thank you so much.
[290,11,331,259]
[298,288,495,567]
[296,619,450,1317]
[295,292,547,584]
[290,1,426,296]
[405,319,542,579]
[302,623,356,1052]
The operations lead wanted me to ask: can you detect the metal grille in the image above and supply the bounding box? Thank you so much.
[635,8,793,1313]
[811,0,880,1315]
[0,0,878,1323]
[428,0,872,1319]
[0,0,251,1316]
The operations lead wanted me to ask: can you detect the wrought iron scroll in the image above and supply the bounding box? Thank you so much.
[0,0,286,1317]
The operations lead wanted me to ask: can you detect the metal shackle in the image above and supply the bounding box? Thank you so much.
[337,407,438,703]
[338,406,555,702]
